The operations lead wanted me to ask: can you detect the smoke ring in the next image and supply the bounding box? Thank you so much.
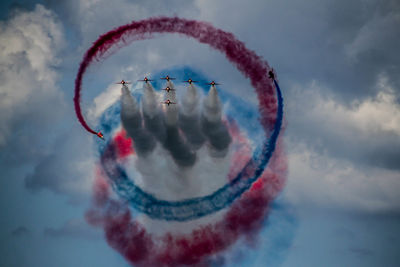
[75,17,283,221]
[97,80,282,221]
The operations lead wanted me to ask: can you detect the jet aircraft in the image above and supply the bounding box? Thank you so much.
[138,77,153,83]
[116,80,131,85]
[160,75,176,81]
[183,78,198,84]
[161,99,176,106]
[206,81,220,86]
[162,87,175,93]
[268,70,275,80]
[96,131,105,140]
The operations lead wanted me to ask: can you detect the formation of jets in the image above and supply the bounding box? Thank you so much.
[119,76,224,87]
[104,69,277,141]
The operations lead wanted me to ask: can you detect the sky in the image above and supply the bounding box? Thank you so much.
[0,0,400,266]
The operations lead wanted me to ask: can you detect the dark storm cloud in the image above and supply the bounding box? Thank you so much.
[317,0,400,100]
[198,0,400,103]
[42,0,199,52]
[11,226,30,237]
[44,219,100,240]
[276,0,400,171]
[348,247,374,257]
[24,129,94,201]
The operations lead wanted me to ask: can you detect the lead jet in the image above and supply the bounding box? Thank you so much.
[138,77,154,83]
[116,80,131,85]
[183,78,198,84]
[162,86,175,93]
[96,131,105,140]
[206,81,220,87]
[160,75,176,82]
[161,99,176,106]
[268,69,275,80]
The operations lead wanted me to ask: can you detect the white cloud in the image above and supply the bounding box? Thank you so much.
[0,5,97,200]
[286,141,400,213]
[0,4,65,146]
[287,77,400,170]
[302,77,400,136]
[350,75,400,135]
[285,76,400,212]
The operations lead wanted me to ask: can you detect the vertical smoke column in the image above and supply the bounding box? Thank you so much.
[162,81,196,167]
[142,82,166,142]
[120,85,156,156]
[201,85,231,157]
[164,81,178,126]
[179,83,206,149]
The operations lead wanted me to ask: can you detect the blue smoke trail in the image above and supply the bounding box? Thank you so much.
[96,79,283,221]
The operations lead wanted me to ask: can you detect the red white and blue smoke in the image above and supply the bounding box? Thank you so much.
[74,17,287,266]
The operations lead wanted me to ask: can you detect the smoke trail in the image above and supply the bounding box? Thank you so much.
[201,86,231,157]
[120,85,156,156]
[87,122,287,267]
[179,84,206,149]
[139,81,197,167]
[203,86,222,123]
[76,17,287,266]
[97,78,283,221]
[182,84,200,116]
[74,17,276,138]
[142,83,160,119]
[142,83,166,142]
[162,81,197,167]
[163,81,178,126]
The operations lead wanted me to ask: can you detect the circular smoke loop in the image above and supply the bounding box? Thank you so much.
[75,17,287,266]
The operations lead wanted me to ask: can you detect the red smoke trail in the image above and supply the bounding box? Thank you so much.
[74,17,276,138]
[87,123,286,266]
[114,129,134,158]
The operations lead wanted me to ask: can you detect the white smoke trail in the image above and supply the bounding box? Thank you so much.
[203,86,222,122]
[120,84,156,155]
[121,85,139,116]
[201,85,231,157]
[164,81,178,126]
[142,82,159,118]
[181,84,200,116]
[118,79,235,237]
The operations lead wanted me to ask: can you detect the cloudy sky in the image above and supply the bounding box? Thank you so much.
[0,0,399,266]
